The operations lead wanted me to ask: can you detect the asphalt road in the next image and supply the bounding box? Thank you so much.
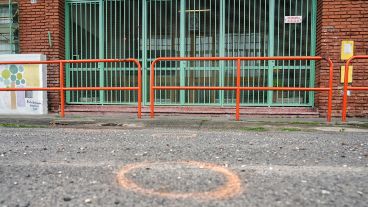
[0,127,367,207]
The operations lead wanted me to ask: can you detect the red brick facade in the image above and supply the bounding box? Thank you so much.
[316,0,368,117]
[18,0,64,112]
[16,0,368,117]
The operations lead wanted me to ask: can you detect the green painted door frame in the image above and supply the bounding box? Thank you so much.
[267,0,275,105]
[179,0,186,105]
[98,0,105,104]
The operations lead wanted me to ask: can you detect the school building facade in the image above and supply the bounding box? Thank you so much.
[1,0,367,117]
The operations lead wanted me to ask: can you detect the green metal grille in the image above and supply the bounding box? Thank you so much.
[65,0,317,106]
[183,0,221,105]
[0,0,19,54]
[65,0,141,104]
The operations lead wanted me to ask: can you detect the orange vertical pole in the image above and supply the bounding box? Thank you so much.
[236,59,241,121]
[327,58,333,123]
[137,60,142,119]
[59,61,65,118]
[150,60,156,118]
[342,57,353,122]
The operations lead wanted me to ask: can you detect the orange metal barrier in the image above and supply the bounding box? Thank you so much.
[150,56,334,122]
[342,55,368,122]
[0,59,142,118]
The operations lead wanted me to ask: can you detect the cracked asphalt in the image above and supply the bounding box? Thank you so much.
[0,124,367,207]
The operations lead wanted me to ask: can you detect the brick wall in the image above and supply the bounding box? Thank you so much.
[317,0,368,117]
[18,0,64,112]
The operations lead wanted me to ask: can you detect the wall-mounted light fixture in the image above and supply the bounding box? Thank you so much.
[48,31,53,48]
[31,0,37,4]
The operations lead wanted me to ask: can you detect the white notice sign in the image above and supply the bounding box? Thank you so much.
[344,44,353,54]
[285,16,303,24]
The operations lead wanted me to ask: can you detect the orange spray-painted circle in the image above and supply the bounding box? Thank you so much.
[116,161,242,200]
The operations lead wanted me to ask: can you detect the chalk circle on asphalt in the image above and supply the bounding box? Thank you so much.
[116,161,242,200]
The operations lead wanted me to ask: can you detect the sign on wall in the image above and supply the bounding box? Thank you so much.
[0,54,48,115]
[284,16,303,24]
[341,41,354,60]
[340,66,353,84]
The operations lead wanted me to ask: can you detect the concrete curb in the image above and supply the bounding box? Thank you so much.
[0,115,367,132]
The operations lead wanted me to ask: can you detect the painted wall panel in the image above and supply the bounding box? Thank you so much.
[0,54,48,115]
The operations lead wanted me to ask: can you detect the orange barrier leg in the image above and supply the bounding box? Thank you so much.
[236,59,241,121]
[59,62,65,118]
[135,59,142,119]
[150,60,156,118]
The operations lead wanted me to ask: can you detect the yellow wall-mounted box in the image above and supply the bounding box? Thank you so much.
[340,66,353,83]
[341,41,354,60]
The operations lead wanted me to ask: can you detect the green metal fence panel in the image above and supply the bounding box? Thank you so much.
[182,0,221,105]
[272,0,315,106]
[147,0,181,105]
[66,1,100,104]
[65,0,141,104]
[0,0,19,55]
[223,0,269,105]
[103,0,141,104]
[65,0,316,107]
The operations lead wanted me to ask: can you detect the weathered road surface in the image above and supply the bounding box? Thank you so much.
[0,127,367,207]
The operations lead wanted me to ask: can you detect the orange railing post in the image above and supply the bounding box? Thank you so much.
[59,61,65,118]
[342,55,368,122]
[236,59,241,121]
[150,56,334,122]
[150,59,157,118]
[135,59,142,119]
[0,59,142,119]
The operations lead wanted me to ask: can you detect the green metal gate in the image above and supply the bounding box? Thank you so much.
[65,0,317,106]
[0,0,19,55]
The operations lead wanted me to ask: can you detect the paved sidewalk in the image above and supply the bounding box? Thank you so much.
[0,114,367,132]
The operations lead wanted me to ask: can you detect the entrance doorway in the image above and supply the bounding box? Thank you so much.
[65,0,317,106]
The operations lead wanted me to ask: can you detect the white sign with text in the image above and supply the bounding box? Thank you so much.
[285,16,303,24]
[0,54,48,115]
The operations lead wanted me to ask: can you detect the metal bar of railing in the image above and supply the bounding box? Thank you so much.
[0,58,142,118]
[342,55,368,122]
[150,56,334,122]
